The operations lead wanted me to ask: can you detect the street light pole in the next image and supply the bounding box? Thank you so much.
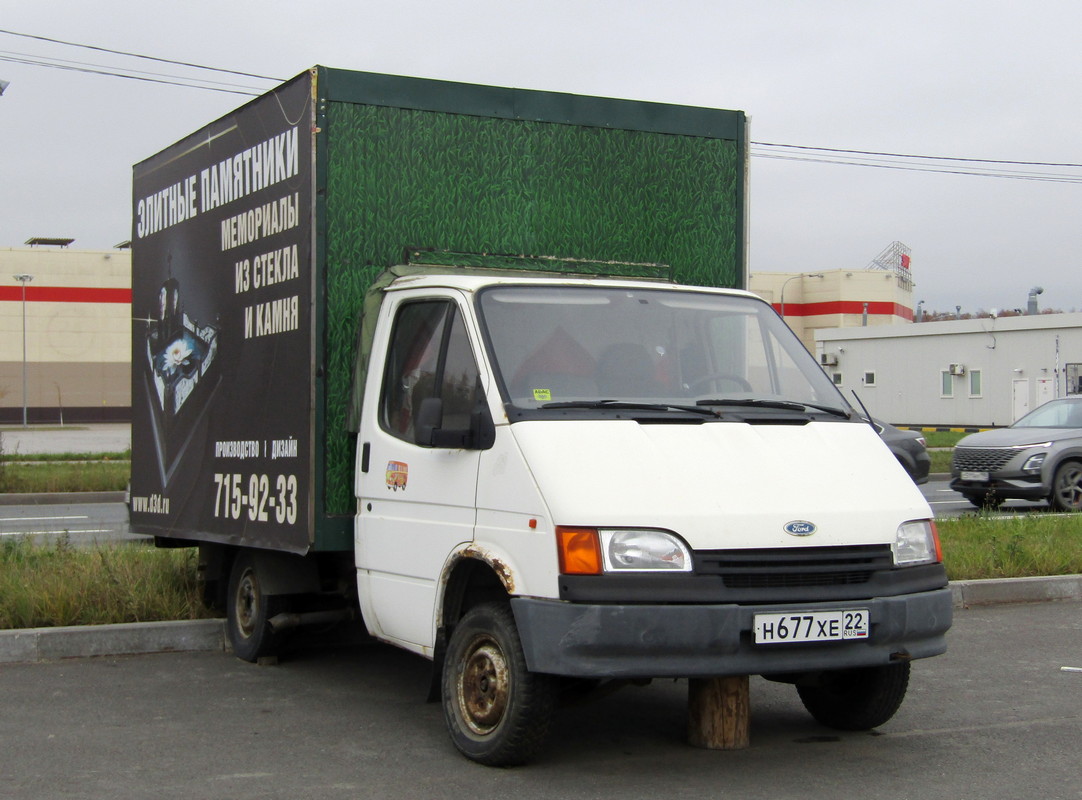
[779,272,824,319]
[13,273,33,426]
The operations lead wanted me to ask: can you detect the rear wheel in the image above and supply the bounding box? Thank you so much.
[442,602,557,766]
[1050,461,1082,511]
[226,551,287,662]
[796,662,910,731]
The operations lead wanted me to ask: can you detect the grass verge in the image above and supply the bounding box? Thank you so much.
[0,445,130,493]
[923,430,969,448]
[938,513,1082,580]
[2,515,1079,631]
[0,461,129,493]
[929,449,952,473]
[0,538,211,629]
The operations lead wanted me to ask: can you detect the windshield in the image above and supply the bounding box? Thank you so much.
[1013,399,1082,428]
[477,285,847,415]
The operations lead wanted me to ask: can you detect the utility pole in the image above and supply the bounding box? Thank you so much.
[13,273,33,425]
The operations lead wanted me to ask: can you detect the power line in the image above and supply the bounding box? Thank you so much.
[751,150,1082,184]
[1,27,1079,183]
[0,49,267,93]
[753,140,1082,169]
[0,27,283,82]
[0,54,263,95]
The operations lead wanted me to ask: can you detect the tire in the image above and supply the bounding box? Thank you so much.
[1050,461,1082,512]
[441,602,558,766]
[796,662,910,731]
[226,551,287,662]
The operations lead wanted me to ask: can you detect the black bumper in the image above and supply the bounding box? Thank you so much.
[511,587,953,679]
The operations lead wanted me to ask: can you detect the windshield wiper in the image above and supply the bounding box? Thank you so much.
[541,399,717,416]
[696,398,851,418]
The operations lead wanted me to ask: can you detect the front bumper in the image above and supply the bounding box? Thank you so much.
[950,473,1047,501]
[511,587,952,679]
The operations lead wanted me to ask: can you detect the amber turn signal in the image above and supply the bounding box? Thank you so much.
[556,526,602,575]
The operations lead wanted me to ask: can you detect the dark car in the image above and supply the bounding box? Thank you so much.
[950,397,1082,510]
[874,419,930,484]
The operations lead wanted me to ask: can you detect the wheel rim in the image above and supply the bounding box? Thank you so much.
[1056,465,1082,509]
[234,569,259,640]
[456,635,510,735]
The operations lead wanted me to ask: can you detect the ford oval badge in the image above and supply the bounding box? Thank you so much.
[784,520,817,537]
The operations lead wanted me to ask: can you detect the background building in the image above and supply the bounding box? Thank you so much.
[0,242,130,424]
[749,241,916,352]
[817,313,1082,428]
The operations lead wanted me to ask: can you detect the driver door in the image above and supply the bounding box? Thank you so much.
[356,293,484,650]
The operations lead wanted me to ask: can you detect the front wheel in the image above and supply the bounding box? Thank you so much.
[441,602,557,766]
[1050,461,1082,511]
[796,662,910,731]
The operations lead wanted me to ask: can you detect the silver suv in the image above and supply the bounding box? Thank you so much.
[950,397,1082,510]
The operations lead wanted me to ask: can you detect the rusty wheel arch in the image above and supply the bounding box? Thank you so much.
[429,554,513,702]
[441,553,513,629]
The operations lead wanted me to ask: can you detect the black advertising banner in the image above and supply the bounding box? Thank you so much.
[130,74,314,553]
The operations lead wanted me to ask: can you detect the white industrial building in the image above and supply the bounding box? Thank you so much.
[816,313,1082,428]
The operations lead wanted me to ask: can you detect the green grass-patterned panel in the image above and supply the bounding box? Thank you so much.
[321,103,742,515]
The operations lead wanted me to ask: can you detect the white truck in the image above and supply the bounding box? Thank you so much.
[130,67,951,765]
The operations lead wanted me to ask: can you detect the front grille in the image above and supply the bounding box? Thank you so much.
[695,545,893,589]
[953,446,1020,472]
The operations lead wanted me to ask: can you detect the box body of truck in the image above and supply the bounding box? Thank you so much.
[130,66,747,554]
[130,68,949,766]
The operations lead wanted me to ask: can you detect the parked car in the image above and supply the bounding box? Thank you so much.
[950,397,1082,510]
[874,419,931,484]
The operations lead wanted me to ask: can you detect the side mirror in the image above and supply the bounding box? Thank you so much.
[414,388,495,451]
[414,396,448,447]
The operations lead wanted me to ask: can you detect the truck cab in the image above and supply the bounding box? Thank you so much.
[352,272,950,764]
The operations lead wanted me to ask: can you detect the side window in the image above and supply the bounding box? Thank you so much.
[382,301,448,442]
[381,300,480,443]
[441,312,481,431]
[940,370,953,398]
[969,369,983,398]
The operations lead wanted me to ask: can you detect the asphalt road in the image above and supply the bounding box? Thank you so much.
[1,601,1079,800]
[920,477,1053,518]
[0,500,146,546]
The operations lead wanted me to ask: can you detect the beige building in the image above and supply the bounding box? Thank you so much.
[750,267,915,353]
[0,243,130,424]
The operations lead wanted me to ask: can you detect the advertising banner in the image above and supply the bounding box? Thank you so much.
[129,74,314,552]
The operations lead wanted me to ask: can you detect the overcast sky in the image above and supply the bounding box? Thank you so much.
[1,0,1079,314]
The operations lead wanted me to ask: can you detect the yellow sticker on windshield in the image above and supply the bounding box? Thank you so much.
[533,388,552,402]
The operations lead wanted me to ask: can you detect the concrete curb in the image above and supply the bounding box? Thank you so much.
[950,574,1082,608]
[0,619,226,664]
[1,575,1080,664]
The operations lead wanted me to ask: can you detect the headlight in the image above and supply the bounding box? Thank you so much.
[1022,452,1047,472]
[599,529,692,572]
[893,520,941,566]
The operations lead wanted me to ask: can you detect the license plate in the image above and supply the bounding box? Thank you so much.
[754,610,869,644]
[961,470,989,481]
